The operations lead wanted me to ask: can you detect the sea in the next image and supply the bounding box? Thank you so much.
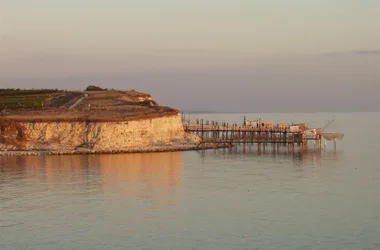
[1,112,380,250]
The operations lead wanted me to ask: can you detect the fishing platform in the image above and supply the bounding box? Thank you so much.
[182,114,344,152]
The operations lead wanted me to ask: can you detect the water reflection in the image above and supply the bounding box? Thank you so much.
[96,153,183,187]
[0,152,184,208]
[0,155,104,196]
[197,146,343,169]
[95,153,183,206]
[297,150,343,167]
[0,152,184,249]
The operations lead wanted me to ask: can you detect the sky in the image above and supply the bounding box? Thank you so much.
[0,0,379,112]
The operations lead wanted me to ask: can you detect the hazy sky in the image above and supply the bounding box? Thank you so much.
[0,0,379,112]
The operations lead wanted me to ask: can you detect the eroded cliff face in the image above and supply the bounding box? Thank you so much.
[0,114,199,151]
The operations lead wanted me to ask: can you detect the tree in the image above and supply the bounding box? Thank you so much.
[85,85,104,91]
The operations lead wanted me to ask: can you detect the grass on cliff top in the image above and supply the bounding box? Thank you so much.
[0,88,60,96]
[0,93,82,109]
[0,96,51,109]
[1,89,178,121]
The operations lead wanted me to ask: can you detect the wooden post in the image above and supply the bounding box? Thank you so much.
[292,133,295,153]
[243,122,246,153]
[201,119,204,151]
[258,130,261,153]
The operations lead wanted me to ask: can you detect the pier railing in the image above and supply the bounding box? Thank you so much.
[183,120,321,152]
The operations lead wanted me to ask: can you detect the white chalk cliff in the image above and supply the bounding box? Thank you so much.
[0,114,200,151]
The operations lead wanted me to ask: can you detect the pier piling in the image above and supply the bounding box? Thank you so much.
[182,115,339,154]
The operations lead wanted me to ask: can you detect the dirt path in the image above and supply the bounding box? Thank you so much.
[69,94,88,109]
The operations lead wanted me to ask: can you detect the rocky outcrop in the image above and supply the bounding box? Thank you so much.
[0,114,200,151]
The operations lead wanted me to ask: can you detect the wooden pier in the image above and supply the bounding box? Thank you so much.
[182,116,325,153]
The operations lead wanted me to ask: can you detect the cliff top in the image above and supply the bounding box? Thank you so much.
[0,87,178,122]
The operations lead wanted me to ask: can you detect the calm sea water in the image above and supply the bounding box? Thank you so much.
[1,113,380,250]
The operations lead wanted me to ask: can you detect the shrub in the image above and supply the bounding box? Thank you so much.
[85,85,104,91]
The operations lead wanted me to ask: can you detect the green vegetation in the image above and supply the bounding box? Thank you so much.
[85,85,105,91]
[0,89,60,96]
[0,96,51,109]
[0,89,82,109]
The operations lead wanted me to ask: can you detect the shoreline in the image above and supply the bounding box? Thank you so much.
[0,144,228,156]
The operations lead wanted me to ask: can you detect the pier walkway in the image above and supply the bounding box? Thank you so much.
[182,117,323,152]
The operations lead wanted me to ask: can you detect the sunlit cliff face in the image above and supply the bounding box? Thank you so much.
[0,115,195,150]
